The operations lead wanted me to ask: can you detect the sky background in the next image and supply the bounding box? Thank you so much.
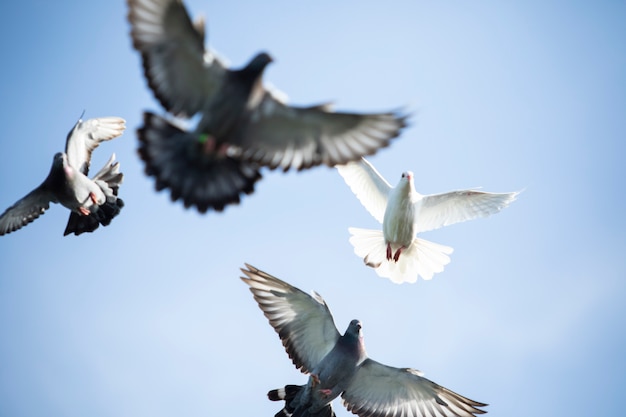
[0,1,624,416]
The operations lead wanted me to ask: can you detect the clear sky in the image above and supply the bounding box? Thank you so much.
[0,1,624,416]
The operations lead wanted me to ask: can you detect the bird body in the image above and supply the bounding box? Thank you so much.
[337,158,519,283]
[382,172,418,258]
[241,264,487,417]
[0,116,126,236]
[128,0,407,213]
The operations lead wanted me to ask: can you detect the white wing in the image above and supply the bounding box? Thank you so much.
[342,359,487,417]
[240,264,340,375]
[415,190,520,233]
[337,157,393,223]
[65,117,126,174]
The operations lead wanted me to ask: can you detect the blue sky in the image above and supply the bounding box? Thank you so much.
[0,1,624,416]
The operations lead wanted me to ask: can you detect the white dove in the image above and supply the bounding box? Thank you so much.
[336,157,520,284]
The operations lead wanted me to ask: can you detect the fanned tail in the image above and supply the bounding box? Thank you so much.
[268,385,336,417]
[64,154,125,236]
[348,227,453,284]
[137,112,262,213]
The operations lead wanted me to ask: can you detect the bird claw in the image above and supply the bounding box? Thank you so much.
[89,192,99,205]
[78,207,91,216]
[319,388,332,397]
[311,374,321,386]
[386,243,393,261]
[393,247,404,263]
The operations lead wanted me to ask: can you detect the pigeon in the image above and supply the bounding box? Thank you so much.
[336,158,520,284]
[0,116,126,236]
[127,0,407,213]
[241,264,488,417]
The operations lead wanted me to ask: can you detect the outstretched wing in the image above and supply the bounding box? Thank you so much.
[337,157,393,223]
[342,359,487,417]
[415,190,520,233]
[240,264,341,374]
[65,117,126,175]
[0,185,55,236]
[232,93,407,172]
[128,0,227,116]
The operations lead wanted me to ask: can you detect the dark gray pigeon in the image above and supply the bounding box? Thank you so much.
[0,116,126,236]
[241,264,488,417]
[127,0,408,213]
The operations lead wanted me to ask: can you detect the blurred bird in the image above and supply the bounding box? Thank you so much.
[337,157,520,284]
[0,116,126,236]
[127,0,407,213]
[241,264,488,417]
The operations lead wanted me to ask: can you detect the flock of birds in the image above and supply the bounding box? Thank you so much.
[0,0,522,416]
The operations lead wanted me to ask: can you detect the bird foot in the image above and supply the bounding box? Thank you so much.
[89,192,99,205]
[386,243,393,260]
[78,207,91,216]
[319,388,332,397]
[393,246,405,263]
[311,374,321,386]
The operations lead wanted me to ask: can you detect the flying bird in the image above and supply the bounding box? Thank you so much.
[241,264,488,417]
[127,0,407,213]
[337,158,520,284]
[0,116,126,236]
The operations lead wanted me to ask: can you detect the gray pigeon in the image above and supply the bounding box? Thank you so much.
[127,0,407,213]
[0,116,126,236]
[241,264,488,417]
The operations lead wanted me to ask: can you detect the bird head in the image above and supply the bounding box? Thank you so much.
[53,152,74,179]
[246,51,274,75]
[347,319,363,340]
[401,171,413,182]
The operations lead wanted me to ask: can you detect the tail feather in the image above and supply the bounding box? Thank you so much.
[137,112,262,213]
[64,155,125,236]
[348,227,453,284]
[267,385,336,417]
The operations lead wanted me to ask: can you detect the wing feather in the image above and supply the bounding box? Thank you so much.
[342,359,487,417]
[128,0,227,116]
[337,157,392,224]
[415,190,520,233]
[240,264,340,374]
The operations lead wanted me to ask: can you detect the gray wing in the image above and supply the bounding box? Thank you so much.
[240,264,341,374]
[0,185,55,236]
[342,359,487,417]
[65,117,126,175]
[234,93,408,171]
[415,190,520,233]
[128,0,227,116]
[336,157,392,224]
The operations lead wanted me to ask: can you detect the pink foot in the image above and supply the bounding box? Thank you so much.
[319,388,332,397]
[393,246,405,263]
[311,374,320,385]
[79,207,90,216]
[200,134,217,154]
[386,243,392,260]
[89,192,98,204]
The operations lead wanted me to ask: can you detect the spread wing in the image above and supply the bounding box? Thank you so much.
[240,264,341,374]
[415,190,520,233]
[342,359,487,417]
[128,0,227,116]
[0,185,55,236]
[336,157,392,223]
[65,117,126,175]
[234,93,407,171]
